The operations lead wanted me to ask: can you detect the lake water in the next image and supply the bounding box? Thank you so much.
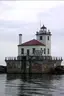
[0,74,64,96]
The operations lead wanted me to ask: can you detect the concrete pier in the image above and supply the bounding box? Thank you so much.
[5,56,63,74]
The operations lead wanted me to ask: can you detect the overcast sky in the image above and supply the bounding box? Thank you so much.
[0,1,64,65]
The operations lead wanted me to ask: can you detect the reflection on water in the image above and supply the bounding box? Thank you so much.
[0,74,64,96]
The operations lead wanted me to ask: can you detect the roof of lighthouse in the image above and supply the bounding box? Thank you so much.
[36,24,52,35]
[40,25,47,29]
[18,39,45,46]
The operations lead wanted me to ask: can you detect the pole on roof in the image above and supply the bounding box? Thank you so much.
[40,20,41,28]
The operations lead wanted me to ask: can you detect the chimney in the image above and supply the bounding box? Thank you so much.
[19,34,22,44]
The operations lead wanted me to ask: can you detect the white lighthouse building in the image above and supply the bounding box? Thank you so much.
[5,24,63,74]
[18,25,51,56]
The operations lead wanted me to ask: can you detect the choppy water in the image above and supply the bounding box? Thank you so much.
[0,74,64,96]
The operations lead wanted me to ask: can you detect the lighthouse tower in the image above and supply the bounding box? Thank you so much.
[36,25,52,56]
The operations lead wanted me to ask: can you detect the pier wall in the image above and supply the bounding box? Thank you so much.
[31,60,62,73]
[6,60,22,73]
[5,56,62,73]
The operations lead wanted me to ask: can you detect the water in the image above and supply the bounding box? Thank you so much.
[0,74,64,96]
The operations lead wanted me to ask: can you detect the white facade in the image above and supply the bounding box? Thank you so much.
[18,45,45,56]
[18,25,51,56]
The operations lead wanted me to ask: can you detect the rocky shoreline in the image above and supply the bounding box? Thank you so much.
[49,66,64,74]
[0,65,7,73]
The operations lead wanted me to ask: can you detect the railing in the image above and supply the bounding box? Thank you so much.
[5,56,63,61]
[5,57,18,60]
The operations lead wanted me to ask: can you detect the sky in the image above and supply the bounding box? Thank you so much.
[0,1,64,65]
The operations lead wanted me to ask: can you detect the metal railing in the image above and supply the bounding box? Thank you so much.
[5,56,63,61]
[5,57,17,60]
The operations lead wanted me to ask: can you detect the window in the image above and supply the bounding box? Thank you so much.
[44,48,46,54]
[27,49,30,55]
[32,48,35,54]
[48,48,49,54]
[48,36,49,40]
[40,36,42,40]
[41,48,42,50]
[41,48,43,54]
[21,48,24,54]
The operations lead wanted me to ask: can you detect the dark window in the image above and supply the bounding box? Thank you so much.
[21,48,24,54]
[40,36,42,40]
[41,48,43,54]
[27,49,30,55]
[41,48,42,50]
[32,48,35,54]
[44,48,46,54]
[48,48,49,54]
[48,36,49,40]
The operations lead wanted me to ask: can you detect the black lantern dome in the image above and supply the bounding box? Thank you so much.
[40,25,47,29]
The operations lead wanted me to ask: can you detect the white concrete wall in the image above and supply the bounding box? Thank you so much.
[36,34,51,56]
[18,45,45,56]
[46,35,51,56]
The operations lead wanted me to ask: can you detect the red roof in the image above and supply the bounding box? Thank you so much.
[18,39,45,46]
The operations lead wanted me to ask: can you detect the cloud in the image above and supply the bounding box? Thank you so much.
[0,1,64,21]
[38,4,64,30]
[51,29,64,57]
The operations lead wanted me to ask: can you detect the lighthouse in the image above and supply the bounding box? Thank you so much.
[5,24,63,74]
[36,25,52,56]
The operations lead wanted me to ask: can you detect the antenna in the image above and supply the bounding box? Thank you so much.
[40,20,41,28]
